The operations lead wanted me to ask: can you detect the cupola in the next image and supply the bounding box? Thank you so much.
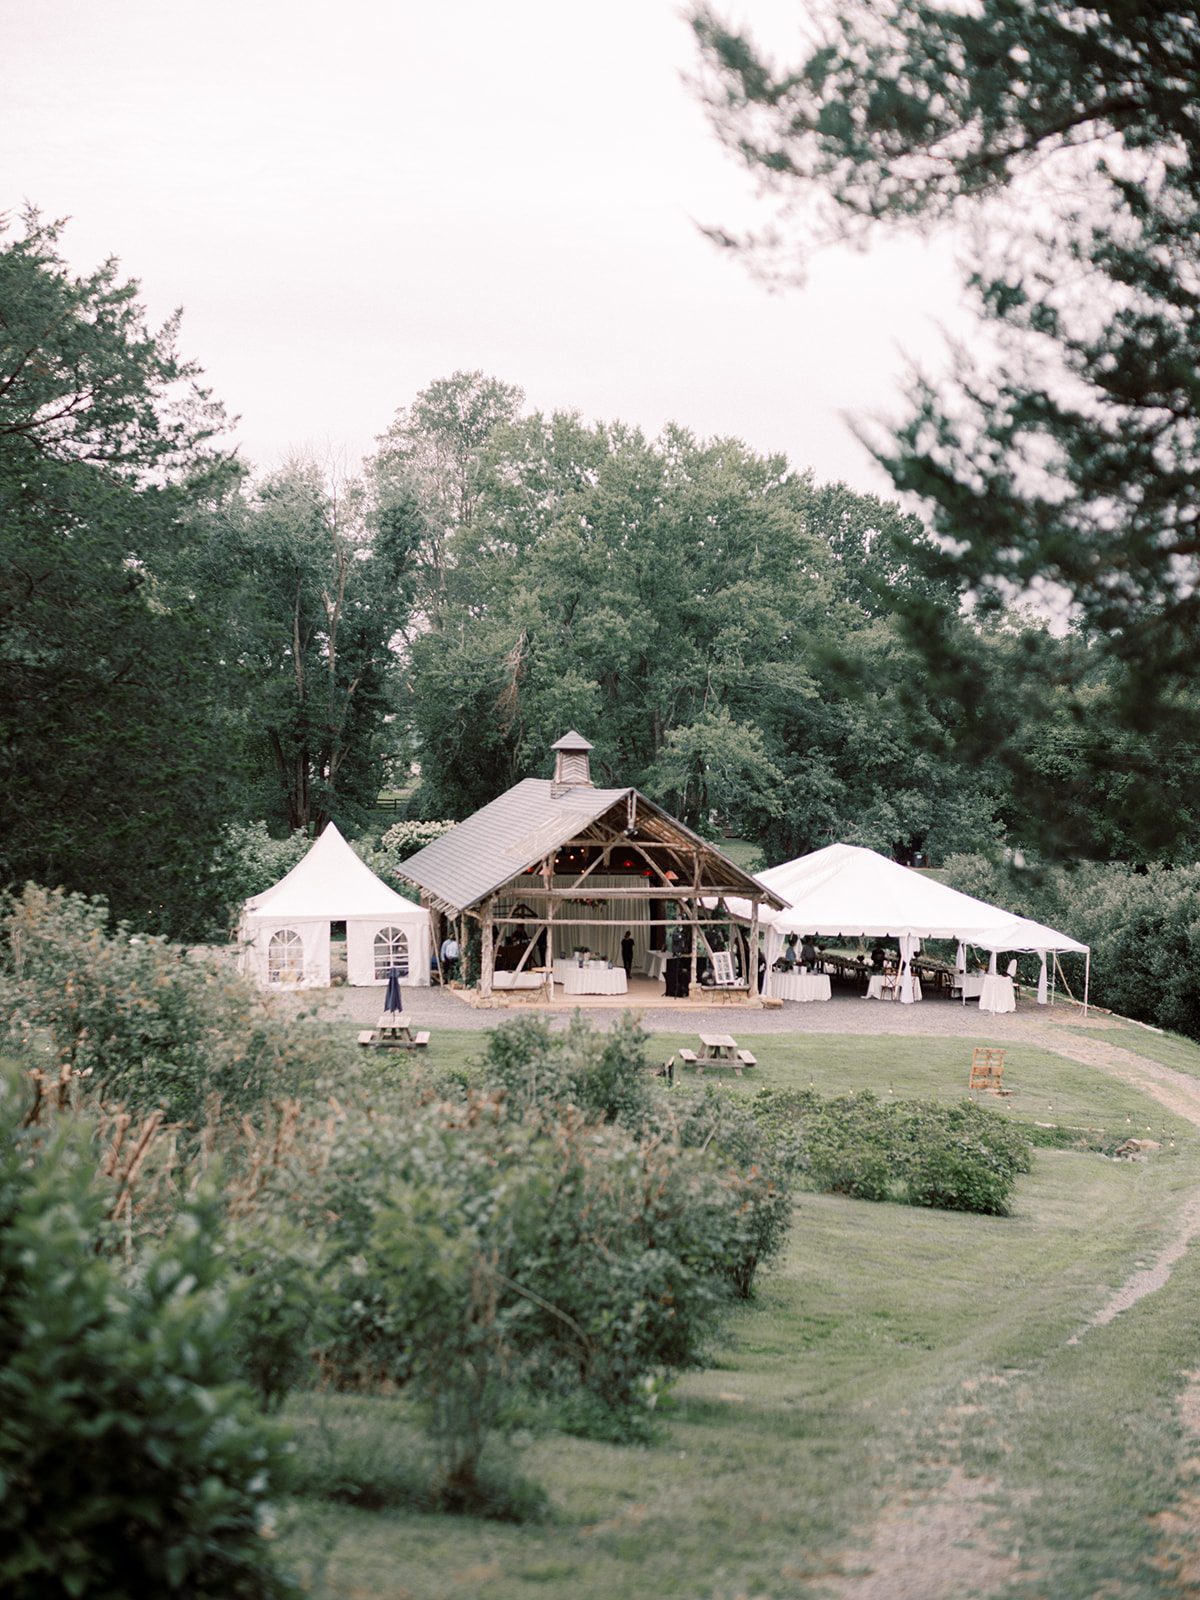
[550,730,594,797]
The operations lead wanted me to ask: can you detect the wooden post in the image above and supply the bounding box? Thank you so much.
[480,896,494,997]
[748,896,760,1000]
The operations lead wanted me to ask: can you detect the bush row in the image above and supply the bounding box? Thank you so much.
[753,1087,1032,1215]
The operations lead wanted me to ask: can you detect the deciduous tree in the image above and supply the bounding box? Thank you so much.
[0,208,242,934]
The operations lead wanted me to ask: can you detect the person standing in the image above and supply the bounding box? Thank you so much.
[440,932,460,985]
[621,929,635,978]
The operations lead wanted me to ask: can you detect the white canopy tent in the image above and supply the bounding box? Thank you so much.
[238,823,431,990]
[718,843,1089,1008]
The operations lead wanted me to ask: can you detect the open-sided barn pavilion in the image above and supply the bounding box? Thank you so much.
[396,733,788,1000]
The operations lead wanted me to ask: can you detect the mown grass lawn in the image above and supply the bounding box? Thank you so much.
[278,1027,1200,1598]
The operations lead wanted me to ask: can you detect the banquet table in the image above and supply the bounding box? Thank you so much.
[865,974,923,1002]
[978,974,1016,1014]
[559,962,628,996]
[955,972,987,1001]
[771,970,832,1003]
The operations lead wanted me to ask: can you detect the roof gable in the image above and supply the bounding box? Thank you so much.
[398,778,786,914]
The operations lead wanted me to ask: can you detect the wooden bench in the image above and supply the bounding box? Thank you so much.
[736,1049,757,1069]
[678,1048,699,1068]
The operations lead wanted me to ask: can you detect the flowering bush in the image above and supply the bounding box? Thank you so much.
[381,819,457,858]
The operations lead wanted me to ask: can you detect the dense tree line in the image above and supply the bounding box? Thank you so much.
[6,203,1194,946]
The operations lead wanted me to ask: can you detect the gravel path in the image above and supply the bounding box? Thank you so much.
[319,980,1078,1038]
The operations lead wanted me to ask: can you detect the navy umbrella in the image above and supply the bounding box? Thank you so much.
[382,966,404,1027]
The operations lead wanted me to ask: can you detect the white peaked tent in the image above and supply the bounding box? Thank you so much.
[720,843,1089,1008]
[238,823,431,990]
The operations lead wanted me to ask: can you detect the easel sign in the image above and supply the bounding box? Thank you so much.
[711,950,736,986]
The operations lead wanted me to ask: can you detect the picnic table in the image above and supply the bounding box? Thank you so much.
[677,1033,757,1076]
[357,1018,431,1051]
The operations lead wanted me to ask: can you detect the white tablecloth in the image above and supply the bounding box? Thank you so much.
[556,953,611,979]
[560,964,627,996]
[644,949,669,980]
[865,975,922,1001]
[978,974,1016,1013]
[771,970,832,1003]
[955,972,987,1000]
[492,970,548,991]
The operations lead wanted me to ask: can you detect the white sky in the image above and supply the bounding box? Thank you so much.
[3,0,972,493]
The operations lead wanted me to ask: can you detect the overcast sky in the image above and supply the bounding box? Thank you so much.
[3,0,971,493]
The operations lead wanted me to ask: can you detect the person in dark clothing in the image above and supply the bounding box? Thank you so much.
[621,930,635,978]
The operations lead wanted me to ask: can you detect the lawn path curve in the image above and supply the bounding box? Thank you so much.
[799,1011,1200,1599]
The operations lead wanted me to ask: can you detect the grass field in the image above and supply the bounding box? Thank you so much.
[275,1023,1200,1597]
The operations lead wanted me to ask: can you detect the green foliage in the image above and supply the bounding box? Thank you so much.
[693,2,1200,857]
[220,822,312,910]
[0,1068,297,1599]
[396,406,994,861]
[179,457,421,837]
[478,1010,656,1132]
[753,1087,1031,1217]
[297,1015,789,1479]
[225,1212,334,1414]
[2,883,350,1133]
[0,209,243,936]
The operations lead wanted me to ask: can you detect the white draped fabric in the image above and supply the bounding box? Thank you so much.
[898,933,920,1004]
[1037,950,1048,1004]
[772,970,832,1003]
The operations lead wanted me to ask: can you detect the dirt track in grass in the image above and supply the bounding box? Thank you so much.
[793,1014,1200,1599]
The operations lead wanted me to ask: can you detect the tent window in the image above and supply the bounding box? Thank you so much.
[267,928,304,984]
[374,927,410,979]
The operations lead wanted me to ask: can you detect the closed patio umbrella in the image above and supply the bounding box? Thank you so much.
[382,966,404,1028]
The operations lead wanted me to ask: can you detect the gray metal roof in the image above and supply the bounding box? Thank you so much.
[397,777,788,915]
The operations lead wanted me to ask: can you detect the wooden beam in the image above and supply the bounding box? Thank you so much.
[480,896,494,997]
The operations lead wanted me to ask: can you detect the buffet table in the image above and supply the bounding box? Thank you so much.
[955,972,987,1001]
[559,961,628,996]
[978,974,1016,1014]
[771,970,832,1003]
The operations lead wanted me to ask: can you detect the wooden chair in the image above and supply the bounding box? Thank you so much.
[969,1047,1007,1094]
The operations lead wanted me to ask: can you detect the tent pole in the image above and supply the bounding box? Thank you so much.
[1083,951,1090,1018]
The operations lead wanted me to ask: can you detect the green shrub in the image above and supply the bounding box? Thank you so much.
[0,1069,297,1599]
[753,1087,1031,1217]
[2,883,351,1135]
[665,1082,798,1296]
[479,1010,656,1132]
